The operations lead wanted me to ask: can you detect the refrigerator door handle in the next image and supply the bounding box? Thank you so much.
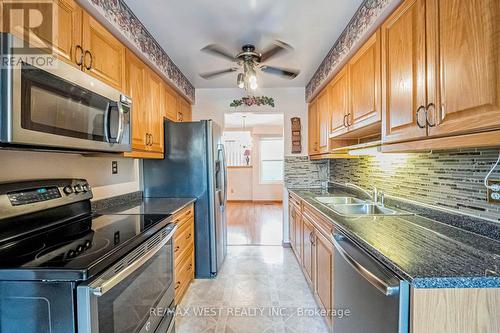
[218,144,228,206]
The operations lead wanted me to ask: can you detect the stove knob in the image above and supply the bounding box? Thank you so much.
[84,240,92,249]
[74,184,83,193]
[63,186,74,195]
[82,184,89,192]
[67,250,76,258]
[76,245,84,253]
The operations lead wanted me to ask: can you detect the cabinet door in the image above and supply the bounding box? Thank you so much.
[164,85,178,121]
[147,69,164,153]
[1,0,82,68]
[302,217,315,286]
[381,0,428,143]
[308,100,319,154]
[426,0,500,137]
[329,68,349,137]
[348,30,381,131]
[294,208,303,264]
[53,0,82,68]
[317,90,330,153]
[125,50,148,151]
[82,12,125,90]
[314,231,333,326]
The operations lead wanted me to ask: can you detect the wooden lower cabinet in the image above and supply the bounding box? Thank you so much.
[302,216,315,286]
[290,193,334,329]
[173,203,195,304]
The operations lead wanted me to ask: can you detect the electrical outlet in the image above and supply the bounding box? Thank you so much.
[112,161,118,174]
[487,180,500,204]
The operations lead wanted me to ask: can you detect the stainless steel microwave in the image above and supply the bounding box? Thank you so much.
[0,33,132,153]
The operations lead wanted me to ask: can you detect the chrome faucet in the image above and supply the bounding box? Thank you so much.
[345,183,384,205]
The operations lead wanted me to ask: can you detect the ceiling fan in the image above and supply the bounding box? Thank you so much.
[199,41,300,91]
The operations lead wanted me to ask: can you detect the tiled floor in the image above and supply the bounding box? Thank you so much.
[176,246,330,333]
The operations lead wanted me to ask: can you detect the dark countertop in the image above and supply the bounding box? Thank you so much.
[95,197,196,216]
[289,188,500,288]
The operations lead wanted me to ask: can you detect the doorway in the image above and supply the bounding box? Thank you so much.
[222,112,284,245]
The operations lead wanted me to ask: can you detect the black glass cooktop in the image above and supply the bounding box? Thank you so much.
[0,213,170,281]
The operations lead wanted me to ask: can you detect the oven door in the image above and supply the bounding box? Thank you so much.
[0,33,131,152]
[77,225,176,333]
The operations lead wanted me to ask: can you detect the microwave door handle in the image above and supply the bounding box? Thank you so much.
[115,101,125,143]
[90,225,177,296]
[104,102,110,143]
[332,233,400,296]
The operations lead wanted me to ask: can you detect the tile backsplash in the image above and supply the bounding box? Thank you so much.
[285,156,329,188]
[329,149,500,222]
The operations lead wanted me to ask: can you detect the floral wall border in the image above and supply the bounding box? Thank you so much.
[305,0,400,102]
[82,0,195,103]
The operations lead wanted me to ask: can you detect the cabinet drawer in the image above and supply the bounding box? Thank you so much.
[174,218,194,266]
[303,203,334,240]
[174,247,194,303]
[289,193,303,210]
[172,204,194,228]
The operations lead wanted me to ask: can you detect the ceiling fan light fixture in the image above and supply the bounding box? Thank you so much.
[237,73,245,88]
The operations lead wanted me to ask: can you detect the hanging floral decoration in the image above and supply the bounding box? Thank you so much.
[230,96,275,108]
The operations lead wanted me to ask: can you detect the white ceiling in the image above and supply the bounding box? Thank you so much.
[124,0,363,89]
[224,113,284,129]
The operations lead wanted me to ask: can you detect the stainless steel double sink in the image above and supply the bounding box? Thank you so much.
[314,196,412,217]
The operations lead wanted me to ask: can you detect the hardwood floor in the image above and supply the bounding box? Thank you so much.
[226,201,283,245]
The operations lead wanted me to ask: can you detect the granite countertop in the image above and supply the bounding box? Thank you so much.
[289,188,500,288]
[95,197,196,216]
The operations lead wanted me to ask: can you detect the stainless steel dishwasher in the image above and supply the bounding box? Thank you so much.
[332,232,409,333]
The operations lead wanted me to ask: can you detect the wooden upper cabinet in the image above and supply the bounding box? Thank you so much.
[426,0,500,137]
[82,12,125,90]
[147,69,165,153]
[164,85,179,121]
[177,97,192,122]
[348,30,381,131]
[125,50,148,152]
[317,90,330,153]
[381,0,428,144]
[329,68,349,137]
[308,100,320,155]
[52,0,82,68]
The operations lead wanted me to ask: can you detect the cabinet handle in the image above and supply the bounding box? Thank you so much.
[84,50,93,70]
[145,133,149,146]
[186,233,192,240]
[187,263,193,271]
[416,105,426,129]
[149,133,153,146]
[343,114,348,127]
[426,103,436,127]
[175,281,181,290]
[310,231,315,245]
[75,45,83,66]
[346,113,352,127]
[174,245,180,252]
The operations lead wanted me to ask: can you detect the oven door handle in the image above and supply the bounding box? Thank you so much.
[90,225,177,296]
[332,233,400,296]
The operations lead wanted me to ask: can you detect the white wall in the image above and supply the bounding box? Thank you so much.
[0,150,140,201]
[227,167,253,200]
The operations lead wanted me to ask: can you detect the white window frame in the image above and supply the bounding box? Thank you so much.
[259,136,284,184]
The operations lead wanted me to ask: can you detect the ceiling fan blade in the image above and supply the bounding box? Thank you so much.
[199,68,237,79]
[200,44,236,62]
[260,66,300,79]
[260,40,293,62]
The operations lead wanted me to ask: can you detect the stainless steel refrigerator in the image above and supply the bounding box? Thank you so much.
[142,119,227,278]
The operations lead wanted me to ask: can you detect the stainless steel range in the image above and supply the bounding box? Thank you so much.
[0,179,176,333]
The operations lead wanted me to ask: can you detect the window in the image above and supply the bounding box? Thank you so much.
[260,137,284,183]
[222,131,252,166]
